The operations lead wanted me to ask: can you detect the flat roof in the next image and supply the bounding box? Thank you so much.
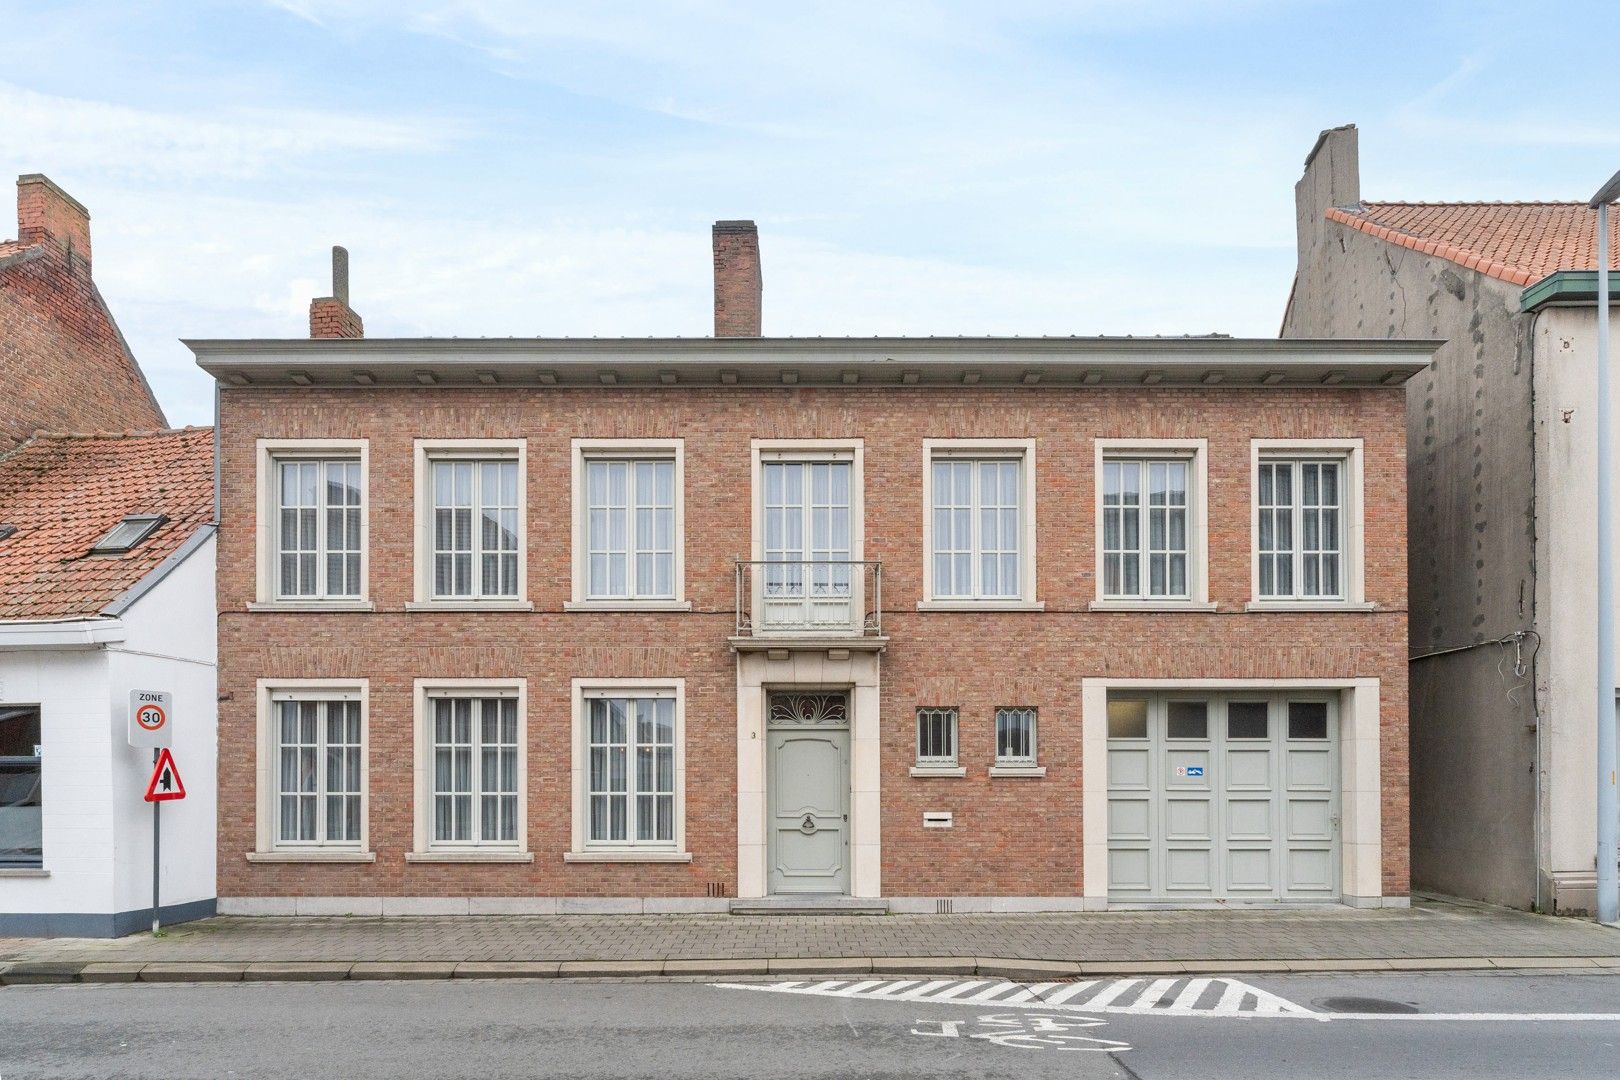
[188,335,1441,389]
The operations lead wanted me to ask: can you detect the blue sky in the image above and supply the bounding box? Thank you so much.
[2,0,1616,427]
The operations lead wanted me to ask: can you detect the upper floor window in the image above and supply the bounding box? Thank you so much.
[1257,459,1344,599]
[921,440,1038,609]
[1250,440,1366,609]
[255,439,368,607]
[747,441,865,632]
[570,440,687,611]
[1101,457,1190,599]
[277,457,362,598]
[414,440,527,607]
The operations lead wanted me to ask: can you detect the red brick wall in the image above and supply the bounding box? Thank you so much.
[308,298,363,339]
[0,244,166,450]
[216,384,1409,898]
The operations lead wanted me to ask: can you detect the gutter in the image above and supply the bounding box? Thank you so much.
[0,618,126,650]
[1521,270,1620,312]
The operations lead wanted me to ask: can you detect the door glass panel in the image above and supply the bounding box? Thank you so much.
[1166,700,1208,740]
[1226,701,1269,740]
[1106,698,1148,739]
[1287,701,1329,740]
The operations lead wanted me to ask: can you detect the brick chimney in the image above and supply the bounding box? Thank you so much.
[309,245,363,339]
[17,174,92,274]
[712,220,762,337]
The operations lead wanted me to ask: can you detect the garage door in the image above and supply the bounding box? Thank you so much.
[1106,692,1338,903]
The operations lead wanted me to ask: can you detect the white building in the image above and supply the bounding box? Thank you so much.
[0,428,217,936]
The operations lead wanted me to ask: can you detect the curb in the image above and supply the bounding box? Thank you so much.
[4,954,1620,986]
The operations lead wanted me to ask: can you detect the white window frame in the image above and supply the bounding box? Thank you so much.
[566,678,691,863]
[1248,439,1369,610]
[568,439,688,611]
[920,439,1041,610]
[1091,438,1211,611]
[408,678,531,862]
[250,679,373,863]
[252,439,370,610]
[411,439,529,610]
[990,706,1044,778]
[911,707,965,777]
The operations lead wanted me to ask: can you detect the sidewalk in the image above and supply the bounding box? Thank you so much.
[4,897,1619,984]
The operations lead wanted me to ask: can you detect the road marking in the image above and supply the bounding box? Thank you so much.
[911,1012,1134,1053]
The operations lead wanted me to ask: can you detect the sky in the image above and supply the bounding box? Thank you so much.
[2,0,1617,427]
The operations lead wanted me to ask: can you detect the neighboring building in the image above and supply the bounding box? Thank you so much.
[195,225,1432,915]
[1282,123,1619,914]
[0,427,217,935]
[0,174,166,452]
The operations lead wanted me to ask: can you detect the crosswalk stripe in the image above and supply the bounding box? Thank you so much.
[1165,977,1213,1014]
[1131,978,1179,1011]
[1036,980,1099,1005]
[929,980,992,1000]
[1082,978,1143,1009]
[865,980,921,997]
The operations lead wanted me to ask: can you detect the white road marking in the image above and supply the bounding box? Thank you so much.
[1164,977,1213,1014]
[1082,978,1143,1009]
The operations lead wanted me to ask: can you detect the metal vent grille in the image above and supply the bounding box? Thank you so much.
[935,898,954,914]
[706,882,730,899]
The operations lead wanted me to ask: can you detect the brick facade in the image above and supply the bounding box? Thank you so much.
[214,381,1410,902]
[1,175,166,450]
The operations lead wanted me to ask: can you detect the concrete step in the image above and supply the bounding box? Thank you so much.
[728,896,889,916]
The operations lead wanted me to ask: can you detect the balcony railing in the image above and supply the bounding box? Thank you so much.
[735,559,882,638]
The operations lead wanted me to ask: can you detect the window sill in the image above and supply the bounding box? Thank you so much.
[909,766,967,778]
[247,600,374,613]
[0,867,48,878]
[916,599,1046,612]
[247,850,376,864]
[1088,600,1218,612]
[988,765,1047,779]
[563,850,693,864]
[1245,600,1376,612]
[405,850,534,864]
[404,600,534,612]
[563,600,693,613]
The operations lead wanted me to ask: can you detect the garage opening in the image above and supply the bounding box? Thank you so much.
[1106,692,1339,903]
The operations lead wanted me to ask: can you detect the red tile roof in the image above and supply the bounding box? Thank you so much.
[0,427,214,620]
[1326,202,1620,287]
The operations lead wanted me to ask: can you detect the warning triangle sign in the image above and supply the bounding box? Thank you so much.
[144,747,186,802]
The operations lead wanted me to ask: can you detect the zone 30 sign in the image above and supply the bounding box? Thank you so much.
[128,689,173,748]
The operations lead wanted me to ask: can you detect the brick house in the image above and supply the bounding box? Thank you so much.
[1,174,166,451]
[1283,124,1619,914]
[195,225,1432,914]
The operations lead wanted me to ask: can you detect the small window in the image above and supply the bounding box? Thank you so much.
[915,708,959,767]
[1107,698,1149,739]
[1287,701,1330,740]
[1166,700,1209,740]
[90,514,166,554]
[0,705,43,867]
[994,707,1037,766]
[1226,701,1270,740]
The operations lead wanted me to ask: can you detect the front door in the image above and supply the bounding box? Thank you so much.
[767,692,850,895]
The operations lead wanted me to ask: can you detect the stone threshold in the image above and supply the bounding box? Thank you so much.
[5,955,1620,986]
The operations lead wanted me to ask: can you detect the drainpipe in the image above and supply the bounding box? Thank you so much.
[1591,171,1620,926]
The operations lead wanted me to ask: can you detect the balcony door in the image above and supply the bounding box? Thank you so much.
[762,460,853,630]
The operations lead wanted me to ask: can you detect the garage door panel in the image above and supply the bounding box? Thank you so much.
[1225,846,1275,892]
[1165,847,1214,892]
[1225,748,1273,789]
[1109,847,1152,892]
[1285,747,1333,789]
[1286,797,1333,840]
[1109,797,1151,840]
[1108,747,1151,788]
[1164,749,1211,788]
[1165,797,1212,840]
[1225,797,1273,841]
[1284,847,1335,894]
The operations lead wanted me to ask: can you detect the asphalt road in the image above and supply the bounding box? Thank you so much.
[2,971,1619,1079]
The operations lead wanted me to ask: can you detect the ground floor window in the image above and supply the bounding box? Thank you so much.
[994,707,1037,767]
[572,680,685,856]
[0,705,42,867]
[430,695,519,846]
[916,707,959,767]
[275,699,363,846]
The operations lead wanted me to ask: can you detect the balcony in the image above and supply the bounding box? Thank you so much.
[733,559,884,646]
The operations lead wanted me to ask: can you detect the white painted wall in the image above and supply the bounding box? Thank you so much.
[1533,305,1620,902]
[108,532,218,915]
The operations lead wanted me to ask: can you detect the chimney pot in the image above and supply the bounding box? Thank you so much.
[309,244,363,339]
[713,220,762,337]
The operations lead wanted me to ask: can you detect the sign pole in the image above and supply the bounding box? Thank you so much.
[152,748,161,934]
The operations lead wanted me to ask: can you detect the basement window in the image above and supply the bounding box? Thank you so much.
[90,514,166,554]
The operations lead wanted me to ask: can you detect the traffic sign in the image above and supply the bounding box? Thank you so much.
[129,689,173,748]
[144,748,186,802]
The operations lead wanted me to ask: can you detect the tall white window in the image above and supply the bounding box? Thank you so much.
[586,458,675,599]
[1258,459,1344,599]
[916,707,959,768]
[430,695,519,847]
[763,459,852,603]
[276,458,362,598]
[431,459,519,599]
[1102,458,1190,599]
[995,707,1038,767]
[274,699,362,847]
[930,458,1022,599]
[587,695,676,847]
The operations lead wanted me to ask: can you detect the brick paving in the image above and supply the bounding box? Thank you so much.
[3,899,1618,967]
